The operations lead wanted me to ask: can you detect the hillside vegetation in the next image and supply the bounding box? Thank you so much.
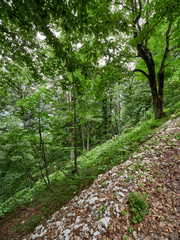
[0,105,179,239]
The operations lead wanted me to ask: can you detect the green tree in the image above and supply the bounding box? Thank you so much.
[114,0,180,118]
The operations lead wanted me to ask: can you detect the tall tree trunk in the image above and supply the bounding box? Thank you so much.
[135,45,165,119]
[38,110,52,190]
[117,94,121,134]
[72,78,78,174]
[66,90,74,159]
[87,119,90,151]
[157,71,165,116]
[102,95,108,138]
[109,93,114,137]
[81,124,85,151]
[131,1,172,119]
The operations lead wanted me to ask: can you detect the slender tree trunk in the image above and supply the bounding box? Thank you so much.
[117,94,121,134]
[102,95,108,138]
[72,78,78,174]
[38,106,52,190]
[66,90,74,159]
[87,119,90,151]
[81,124,85,151]
[109,93,114,137]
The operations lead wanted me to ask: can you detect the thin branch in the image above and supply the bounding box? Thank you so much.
[170,25,180,36]
[59,165,74,179]
[164,51,180,68]
[146,9,168,35]
[133,68,149,78]
[159,17,172,72]
[169,45,179,52]
[144,0,149,49]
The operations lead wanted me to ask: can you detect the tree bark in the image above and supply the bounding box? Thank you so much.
[38,109,52,190]
[117,94,121,134]
[81,124,85,151]
[66,90,74,158]
[72,78,78,174]
[87,119,90,151]
[131,1,173,119]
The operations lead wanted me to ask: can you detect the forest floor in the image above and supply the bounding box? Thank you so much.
[0,117,180,240]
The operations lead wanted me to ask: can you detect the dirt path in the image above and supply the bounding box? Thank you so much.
[23,117,180,240]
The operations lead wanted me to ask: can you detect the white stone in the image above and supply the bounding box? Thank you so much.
[62,206,68,211]
[111,173,117,177]
[39,229,47,237]
[94,231,101,236]
[78,199,84,206]
[82,225,90,232]
[31,233,39,240]
[75,216,81,224]
[63,229,71,239]
[118,192,125,197]
[99,198,106,202]
[31,229,47,240]
[117,197,124,202]
[121,188,128,192]
[88,197,99,205]
[67,213,75,217]
[56,221,61,227]
[96,217,111,228]
[124,160,132,165]
[97,224,105,232]
[115,204,120,213]
[74,224,82,230]
[113,186,120,191]
[35,224,43,232]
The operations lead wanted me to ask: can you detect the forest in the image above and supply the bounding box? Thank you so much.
[0,0,180,239]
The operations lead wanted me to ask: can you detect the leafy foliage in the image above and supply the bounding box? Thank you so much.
[128,192,149,223]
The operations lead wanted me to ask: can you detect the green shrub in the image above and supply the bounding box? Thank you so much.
[128,192,149,223]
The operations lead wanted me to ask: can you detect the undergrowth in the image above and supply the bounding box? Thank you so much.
[0,105,179,236]
[128,192,149,223]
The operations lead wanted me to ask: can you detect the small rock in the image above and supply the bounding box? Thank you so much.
[96,217,111,228]
[94,231,101,236]
[35,224,43,232]
[74,224,82,230]
[56,221,61,227]
[118,192,125,197]
[78,199,84,206]
[99,198,106,202]
[115,204,120,213]
[89,197,99,205]
[63,229,71,239]
[75,216,81,224]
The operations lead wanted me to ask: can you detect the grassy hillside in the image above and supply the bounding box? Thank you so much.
[0,103,179,239]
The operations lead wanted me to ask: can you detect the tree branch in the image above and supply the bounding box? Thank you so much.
[170,25,180,37]
[164,51,180,68]
[133,69,149,78]
[159,17,172,73]
[169,45,179,52]
[146,9,168,36]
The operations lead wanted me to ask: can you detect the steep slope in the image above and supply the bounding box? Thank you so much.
[25,117,180,240]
